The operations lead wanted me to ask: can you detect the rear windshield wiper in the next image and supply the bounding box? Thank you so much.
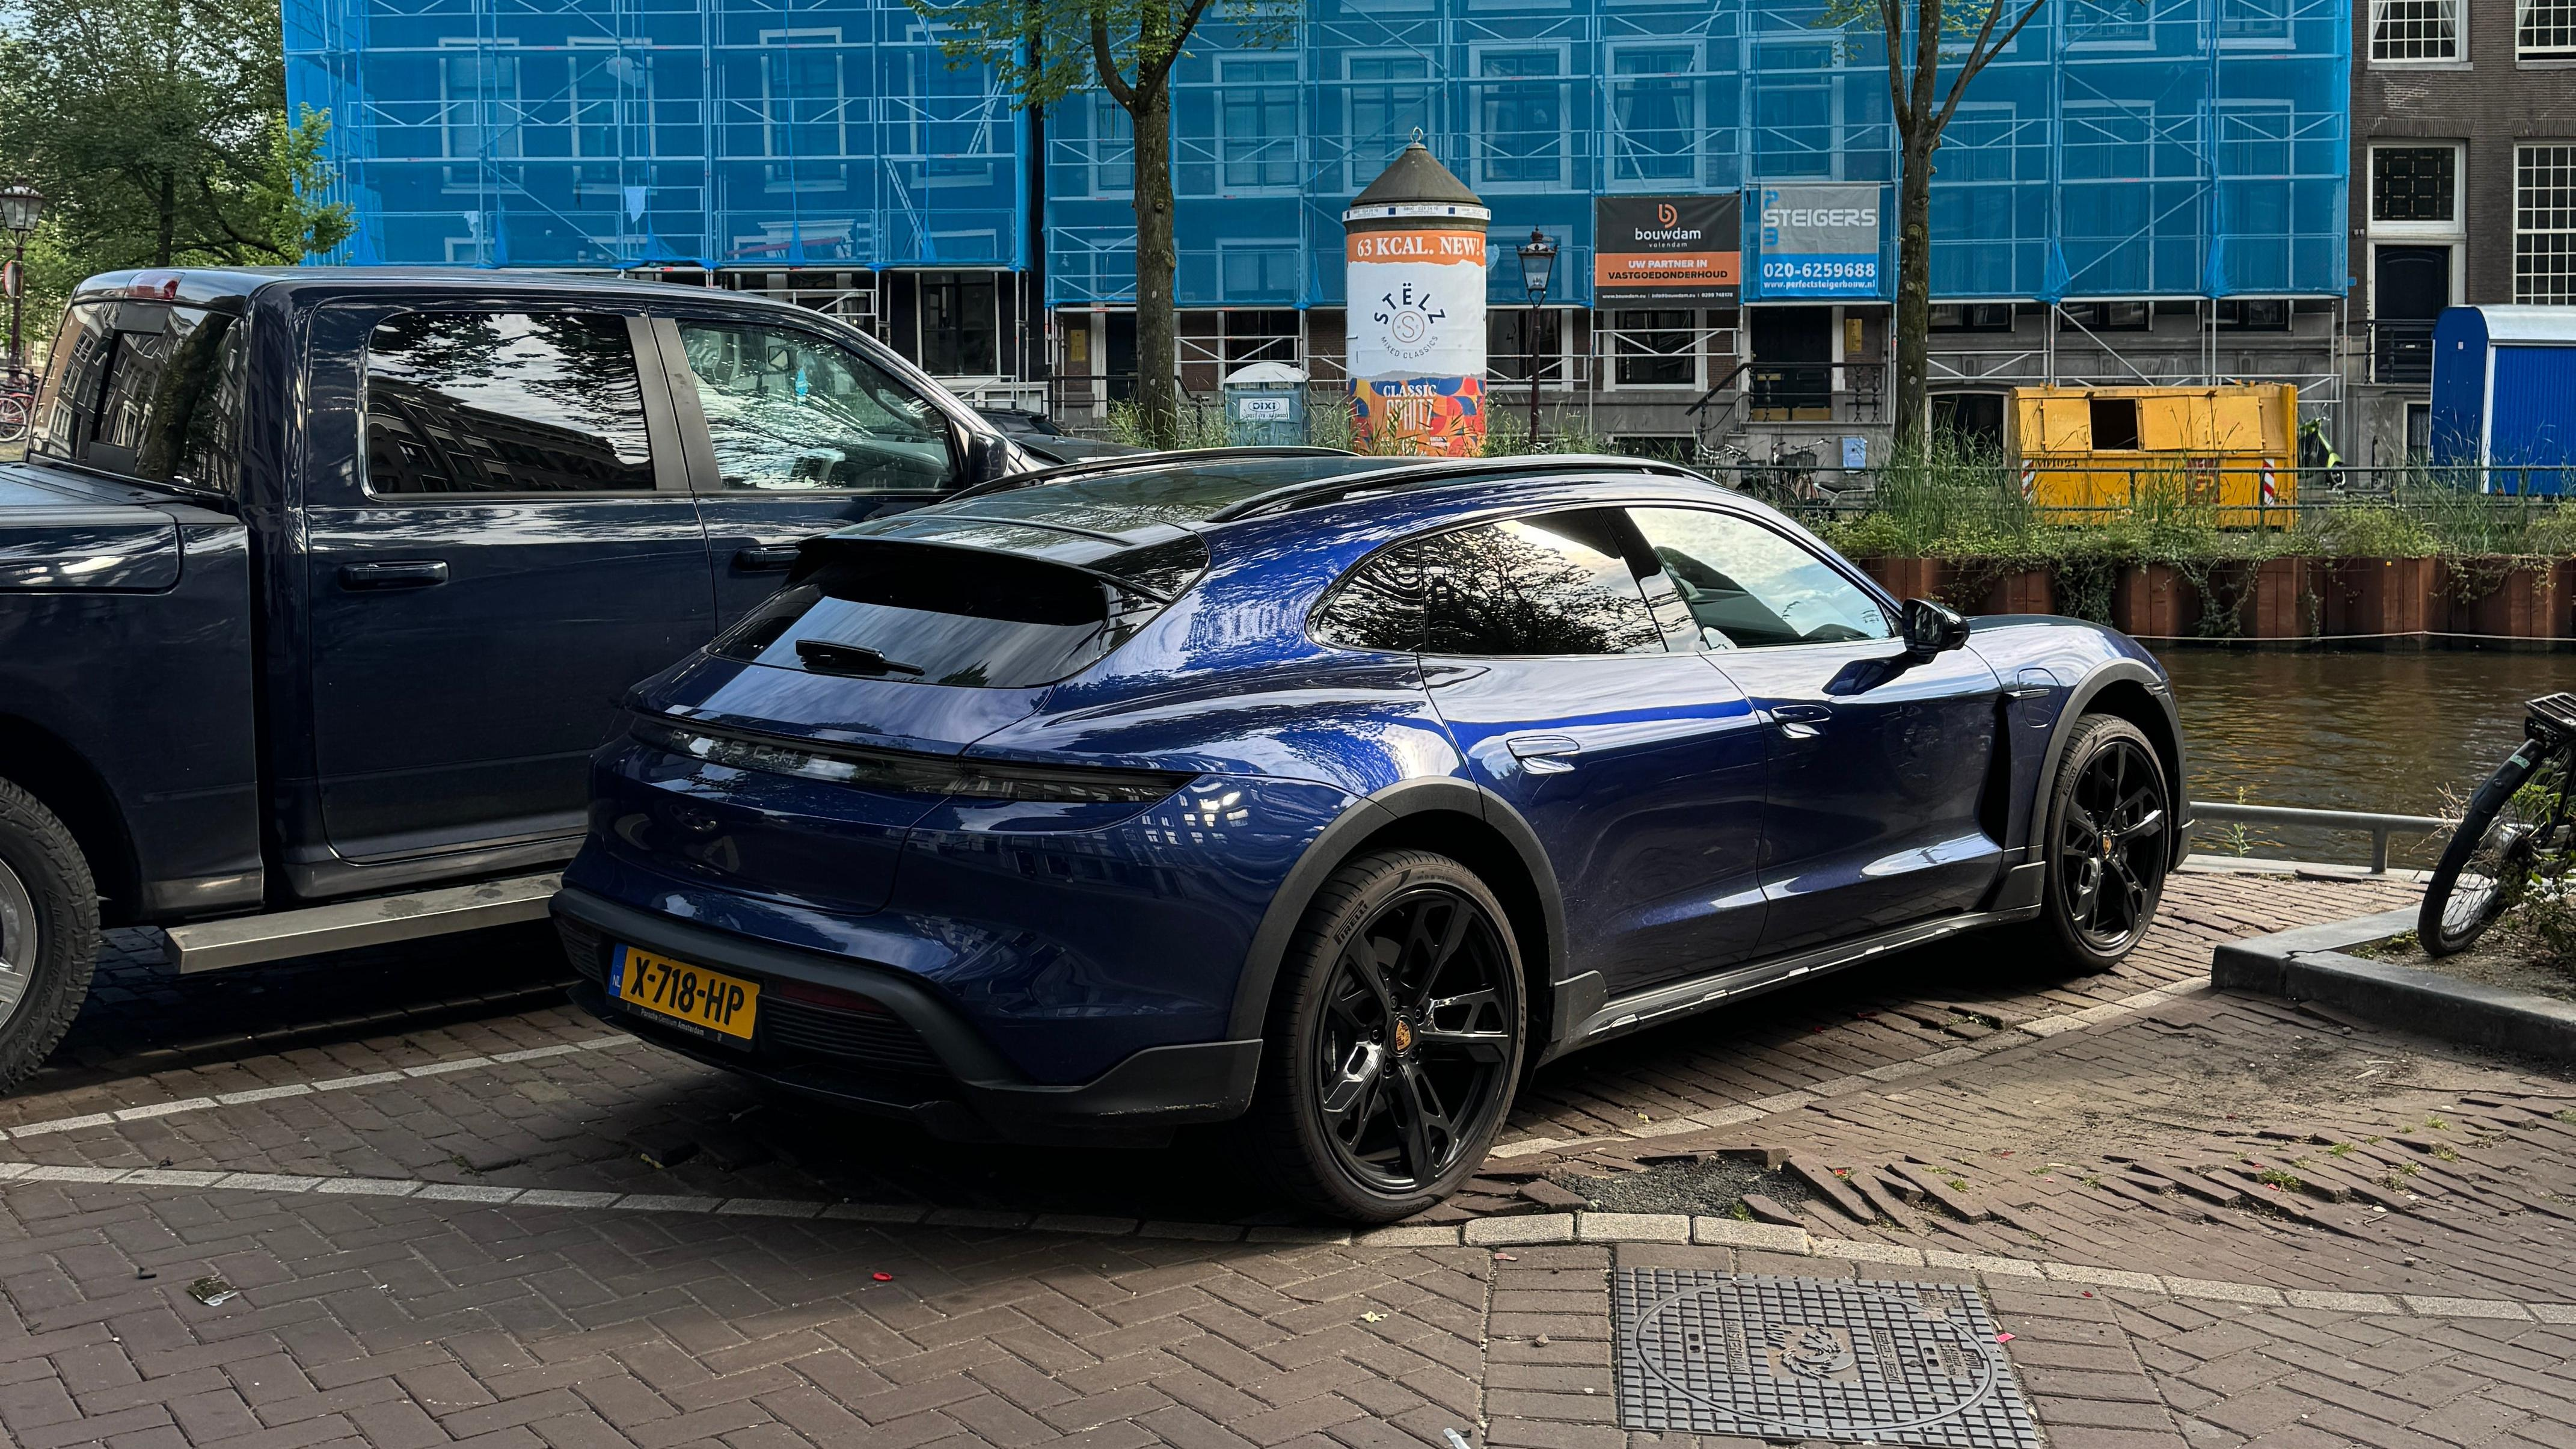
[793,639,926,678]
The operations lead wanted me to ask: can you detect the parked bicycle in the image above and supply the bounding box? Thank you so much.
[0,370,35,445]
[2419,692,2576,955]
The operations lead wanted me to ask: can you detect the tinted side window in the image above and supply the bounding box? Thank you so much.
[1313,544,1424,652]
[364,312,654,495]
[31,301,247,494]
[675,321,957,492]
[1419,510,1665,657]
[1628,507,1892,650]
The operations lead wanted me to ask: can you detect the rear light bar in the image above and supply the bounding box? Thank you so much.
[629,716,1195,805]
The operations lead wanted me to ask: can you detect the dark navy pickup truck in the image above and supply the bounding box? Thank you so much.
[0,266,1053,1090]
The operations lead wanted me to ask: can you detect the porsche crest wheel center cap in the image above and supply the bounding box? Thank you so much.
[1392,1018,1415,1054]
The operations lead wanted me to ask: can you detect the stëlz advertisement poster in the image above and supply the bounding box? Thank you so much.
[1592,195,1742,306]
[1755,184,1885,298]
[1346,227,1489,456]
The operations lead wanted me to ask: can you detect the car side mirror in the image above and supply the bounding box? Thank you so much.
[1902,597,1971,659]
[958,428,1014,487]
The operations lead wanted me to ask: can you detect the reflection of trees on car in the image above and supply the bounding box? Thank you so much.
[360,313,653,494]
[1421,517,1664,657]
[678,323,952,491]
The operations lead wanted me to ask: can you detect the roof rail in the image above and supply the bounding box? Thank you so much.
[1201,454,1714,523]
[945,446,1360,503]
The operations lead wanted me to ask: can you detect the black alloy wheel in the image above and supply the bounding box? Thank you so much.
[1248,850,1527,1220]
[2034,715,2171,968]
[1314,884,1517,1193]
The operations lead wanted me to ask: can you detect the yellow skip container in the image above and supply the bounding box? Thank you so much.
[2008,383,2298,527]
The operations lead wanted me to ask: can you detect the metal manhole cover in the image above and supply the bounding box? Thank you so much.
[1613,1270,2042,1447]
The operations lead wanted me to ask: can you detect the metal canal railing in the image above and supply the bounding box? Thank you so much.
[2188,800,2453,874]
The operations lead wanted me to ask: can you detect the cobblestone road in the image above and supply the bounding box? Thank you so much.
[5,866,2572,1449]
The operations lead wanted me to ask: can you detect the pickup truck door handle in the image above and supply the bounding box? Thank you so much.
[732,544,805,572]
[1506,734,1581,774]
[1771,703,1832,740]
[338,561,448,591]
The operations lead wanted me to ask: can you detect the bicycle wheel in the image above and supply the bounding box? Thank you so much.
[2420,742,2565,956]
[0,395,26,445]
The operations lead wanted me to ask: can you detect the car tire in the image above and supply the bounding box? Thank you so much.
[2026,713,2173,972]
[0,778,99,1095]
[1244,850,1527,1222]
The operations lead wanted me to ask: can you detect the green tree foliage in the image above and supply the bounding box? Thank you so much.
[0,0,351,346]
[915,0,1295,445]
[1817,0,2048,448]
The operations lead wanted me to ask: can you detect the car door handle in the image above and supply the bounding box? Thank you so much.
[1772,703,1832,740]
[732,544,804,572]
[1507,734,1581,774]
[338,561,448,591]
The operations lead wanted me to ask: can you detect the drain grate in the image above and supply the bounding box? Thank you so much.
[1613,1270,2043,1447]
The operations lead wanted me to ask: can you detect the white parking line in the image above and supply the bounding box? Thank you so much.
[0,1035,642,1142]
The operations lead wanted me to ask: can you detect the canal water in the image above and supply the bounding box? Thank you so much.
[2154,647,2576,863]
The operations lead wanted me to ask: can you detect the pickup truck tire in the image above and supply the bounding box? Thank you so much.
[0,780,99,1094]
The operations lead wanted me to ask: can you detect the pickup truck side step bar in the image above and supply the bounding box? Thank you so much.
[160,873,562,974]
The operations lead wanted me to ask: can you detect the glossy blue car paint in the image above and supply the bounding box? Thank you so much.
[555,455,2190,1145]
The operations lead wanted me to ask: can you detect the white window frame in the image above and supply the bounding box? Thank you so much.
[2368,141,2466,239]
[1468,42,1575,192]
[1340,52,1437,193]
[2519,0,2576,59]
[2369,0,2467,62]
[757,29,851,196]
[2515,143,2576,303]
[2064,0,2157,52]
[1604,42,1707,191]
[437,38,523,188]
[1601,308,1710,392]
[1212,55,1302,197]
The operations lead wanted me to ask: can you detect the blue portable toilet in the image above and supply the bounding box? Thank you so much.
[2429,306,2576,494]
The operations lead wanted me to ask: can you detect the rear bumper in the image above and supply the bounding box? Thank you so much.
[552,887,1262,1147]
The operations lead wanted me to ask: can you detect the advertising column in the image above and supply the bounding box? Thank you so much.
[1343,143,1491,456]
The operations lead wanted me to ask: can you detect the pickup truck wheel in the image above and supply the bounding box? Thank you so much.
[0,781,99,1094]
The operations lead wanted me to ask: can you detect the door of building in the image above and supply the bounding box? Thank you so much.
[1749,307,1833,419]
[2373,245,2450,384]
[1106,312,1138,403]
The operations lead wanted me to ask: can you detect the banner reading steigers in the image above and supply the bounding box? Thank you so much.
[1755,184,1885,299]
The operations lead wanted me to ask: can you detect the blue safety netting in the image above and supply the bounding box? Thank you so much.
[285,0,1028,270]
[287,0,2347,306]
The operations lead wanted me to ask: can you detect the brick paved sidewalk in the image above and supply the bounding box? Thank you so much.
[2,867,2572,1449]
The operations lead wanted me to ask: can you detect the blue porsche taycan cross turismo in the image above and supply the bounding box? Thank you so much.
[553,451,2189,1220]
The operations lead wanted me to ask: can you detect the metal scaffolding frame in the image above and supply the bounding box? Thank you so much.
[288,0,2346,312]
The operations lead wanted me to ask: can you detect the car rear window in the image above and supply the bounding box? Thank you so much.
[711,537,1206,688]
[31,300,248,494]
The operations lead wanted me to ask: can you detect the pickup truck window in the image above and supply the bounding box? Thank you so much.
[31,301,246,495]
[364,312,655,495]
[673,321,957,493]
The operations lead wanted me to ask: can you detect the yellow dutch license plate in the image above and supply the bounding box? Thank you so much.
[615,946,759,1042]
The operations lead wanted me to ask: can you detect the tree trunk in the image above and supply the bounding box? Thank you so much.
[1127,88,1179,446]
[155,168,177,266]
[1893,134,1935,450]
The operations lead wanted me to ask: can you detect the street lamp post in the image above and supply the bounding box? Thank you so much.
[0,180,43,380]
[1514,228,1558,447]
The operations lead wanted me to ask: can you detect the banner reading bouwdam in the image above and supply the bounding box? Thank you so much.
[1593,195,1742,306]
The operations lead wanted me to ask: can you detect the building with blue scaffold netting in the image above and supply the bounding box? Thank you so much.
[286,0,2350,456]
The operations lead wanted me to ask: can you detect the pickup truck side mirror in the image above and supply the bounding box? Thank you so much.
[959,429,1016,486]
[1901,597,1971,659]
